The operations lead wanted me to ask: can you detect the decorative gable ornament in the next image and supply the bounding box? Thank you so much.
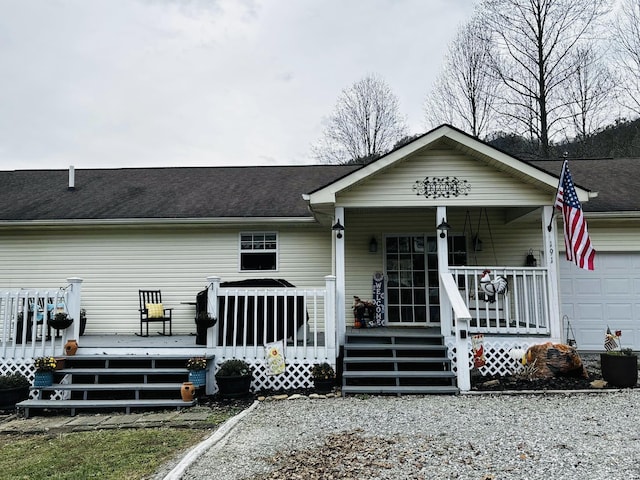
[412,176,470,199]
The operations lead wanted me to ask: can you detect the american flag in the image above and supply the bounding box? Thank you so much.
[554,160,596,270]
[604,327,618,351]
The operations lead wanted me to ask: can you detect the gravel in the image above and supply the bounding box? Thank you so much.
[181,390,640,479]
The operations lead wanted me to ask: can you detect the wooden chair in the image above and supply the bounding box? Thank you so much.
[137,290,173,336]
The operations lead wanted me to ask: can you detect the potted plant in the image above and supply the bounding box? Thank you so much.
[215,359,252,398]
[33,356,57,388]
[311,362,336,394]
[0,373,30,410]
[186,357,207,387]
[601,329,638,388]
[49,312,73,330]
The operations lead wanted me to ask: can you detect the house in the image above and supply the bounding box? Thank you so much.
[1,124,638,402]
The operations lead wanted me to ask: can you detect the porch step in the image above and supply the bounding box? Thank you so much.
[342,330,457,396]
[17,399,195,417]
[341,385,459,395]
[17,354,212,418]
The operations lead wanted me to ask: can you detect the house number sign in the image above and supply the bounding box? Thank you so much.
[412,176,470,199]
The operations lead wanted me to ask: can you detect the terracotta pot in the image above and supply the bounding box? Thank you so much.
[64,340,78,356]
[601,353,638,388]
[181,382,195,402]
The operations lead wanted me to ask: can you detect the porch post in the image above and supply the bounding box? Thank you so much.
[324,275,337,357]
[206,276,220,396]
[334,207,346,347]
[436,206,451,337]
[66,277,83,346]
[542,206,562,341]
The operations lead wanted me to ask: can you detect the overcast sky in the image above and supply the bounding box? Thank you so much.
[0,0,476,171]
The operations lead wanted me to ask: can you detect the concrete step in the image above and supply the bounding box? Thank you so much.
[342,370,455,379]
[17,398,196,417]
[343,356,451,364]
[341,385,459,395]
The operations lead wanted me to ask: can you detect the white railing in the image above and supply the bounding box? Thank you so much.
[207,276,336,364]
[0,278,83,360]
[450,267,551,335]
[440,272,472,391]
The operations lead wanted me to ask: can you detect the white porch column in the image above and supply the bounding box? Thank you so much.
[334,207,346,347]
[206,275,220,396]
[324,275,337,356]
[436,206,452,337]
[66,277,83,345]
[542,206,562,341]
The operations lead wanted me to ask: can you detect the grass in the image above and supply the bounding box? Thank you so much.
[0,404,247,480]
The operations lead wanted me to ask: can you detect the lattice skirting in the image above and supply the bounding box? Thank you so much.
[0,360,66,401]
[214,358,329,392]
[446,337,542,377]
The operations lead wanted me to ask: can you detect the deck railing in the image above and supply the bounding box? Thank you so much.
[449,267,551,336]
[207,276,336,364]
[0,278,83,360]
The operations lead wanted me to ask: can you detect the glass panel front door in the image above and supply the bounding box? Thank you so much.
[385,235,429,325]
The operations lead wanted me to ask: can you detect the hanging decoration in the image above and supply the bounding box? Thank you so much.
[472,334,486,368]
[264,341,285,376]
[412,176,470,199]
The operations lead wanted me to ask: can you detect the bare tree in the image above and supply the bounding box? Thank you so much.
[313,75,407,164]
[481,0,609,157]
[612,0,640,115]
[424,17,499,138]
[565,46,616,148]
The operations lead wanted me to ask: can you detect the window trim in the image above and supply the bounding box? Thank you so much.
[238,231,279,272]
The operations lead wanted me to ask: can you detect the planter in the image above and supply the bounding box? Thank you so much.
[313,378,335,394]
[0,386,30,410]
[181,382,196,401]
[64,339,78,356]
[54,357,66,370]
[188,369,206,387]
[49,315,73,330]
[215,375,252,398]
[601,353,638,388]
[33,371,53,388]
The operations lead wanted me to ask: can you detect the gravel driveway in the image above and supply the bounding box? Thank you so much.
[180,390,640,479]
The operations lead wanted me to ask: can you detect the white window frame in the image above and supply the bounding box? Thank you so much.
[239,231,279,272]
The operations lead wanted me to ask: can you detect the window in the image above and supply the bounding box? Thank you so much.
[240,232,278,271]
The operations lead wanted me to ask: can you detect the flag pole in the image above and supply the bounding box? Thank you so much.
[547,157,568,232]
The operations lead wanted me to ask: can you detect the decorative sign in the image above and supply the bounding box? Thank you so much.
[372,272,385,326]
[265,341,285,376]
[413,176,470,199]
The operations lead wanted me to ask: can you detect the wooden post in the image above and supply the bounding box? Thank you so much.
[66,277,83,347]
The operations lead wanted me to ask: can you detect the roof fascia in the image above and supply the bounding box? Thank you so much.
[0,217,317,228]
[307,125,595,205]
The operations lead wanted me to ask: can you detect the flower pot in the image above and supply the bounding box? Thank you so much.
[49,315,73,330]
[181,382,196,402]
[313,378,335,394]
[33,371,53,388]
[54,357,66,370]
[64,340,78,356]
[0,386,30,410]
[215,375,252,398]
[188,369,206,387]
[601,353,638,388]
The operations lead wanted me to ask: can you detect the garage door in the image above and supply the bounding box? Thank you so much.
[560,252,640,351]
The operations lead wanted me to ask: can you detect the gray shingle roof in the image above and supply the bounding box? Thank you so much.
[0,156,636,222]
[527,158,640,212]
[0,165,359,221]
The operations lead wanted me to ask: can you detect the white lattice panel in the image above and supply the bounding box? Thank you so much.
[446,338,540,377]
[215,358,325,392]
[0,360,65,400]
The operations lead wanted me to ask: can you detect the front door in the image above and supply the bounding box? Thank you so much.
[385,234,467,326]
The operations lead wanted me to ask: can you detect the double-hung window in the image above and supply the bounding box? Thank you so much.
[240,232,278,271]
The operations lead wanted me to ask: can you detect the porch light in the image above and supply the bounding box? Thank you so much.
[369,237,378,253]
[332,220,344,239]
[437,218,451,238]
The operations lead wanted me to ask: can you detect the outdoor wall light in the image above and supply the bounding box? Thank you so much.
[437,218,451,238]
[332,220,344,239]
[369,237,378,253]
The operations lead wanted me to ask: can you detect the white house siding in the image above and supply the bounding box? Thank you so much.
[0,223,332,335]
[341,208,545,325]
[336,146,554,208]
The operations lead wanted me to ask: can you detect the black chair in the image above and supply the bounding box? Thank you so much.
[137,290,172,336]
